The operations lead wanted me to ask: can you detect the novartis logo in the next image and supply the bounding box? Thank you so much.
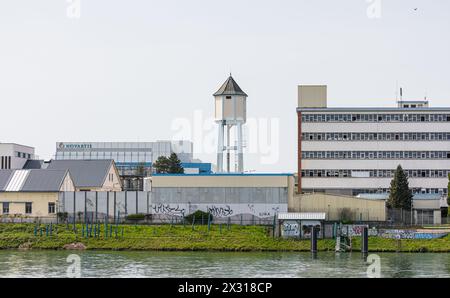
[58,143,93,150]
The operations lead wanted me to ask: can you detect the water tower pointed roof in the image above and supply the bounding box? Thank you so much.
[213,75,248,97]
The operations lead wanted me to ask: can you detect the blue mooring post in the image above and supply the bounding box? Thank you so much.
[362,226,369,255]
[104,216,108,239]
[272,215,276,238]
[311,226,318,253]
[34,225,37,236]
[207,214,211,233]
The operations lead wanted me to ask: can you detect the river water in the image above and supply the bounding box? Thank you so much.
[0,250,449,278]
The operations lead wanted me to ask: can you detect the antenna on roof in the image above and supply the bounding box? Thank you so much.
[400,87,403,101]
[395,81,399,104]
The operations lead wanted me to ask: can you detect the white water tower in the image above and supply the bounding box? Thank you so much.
[214,75,247,173]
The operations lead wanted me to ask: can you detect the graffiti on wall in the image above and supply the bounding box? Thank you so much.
[152,204,186,217]
[282,221,300,237]
[341,225,378,237]
[149,203,286,218]
[207,205,233,217]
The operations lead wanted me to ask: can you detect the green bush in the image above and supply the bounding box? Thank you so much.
[184,210,213,225]
[57,212,68,222]
[125,214,146,221]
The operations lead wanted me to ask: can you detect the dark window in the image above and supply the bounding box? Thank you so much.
[447,153,450,159]
[447,116,450,122]
[420,116,425,122]
[2,202,9,214]
[226,96,232,99]
[48,203,55,214]
[25,202,32,214]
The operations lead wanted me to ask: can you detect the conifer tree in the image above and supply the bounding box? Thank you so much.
[387,165,413,209]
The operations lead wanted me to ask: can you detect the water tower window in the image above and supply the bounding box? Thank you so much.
[226,96,232,99]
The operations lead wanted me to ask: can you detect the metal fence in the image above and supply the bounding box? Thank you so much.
[55,191,284,226]
[386,208,437,226]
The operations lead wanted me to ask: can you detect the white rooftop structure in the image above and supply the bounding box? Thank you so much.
[278,212,327,220]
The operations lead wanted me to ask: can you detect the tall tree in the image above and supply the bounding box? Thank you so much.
[168,153,184,174]
[152,154,184,174]
[447,173,450,207]
[387,165,413,209]
[152,156,170,174]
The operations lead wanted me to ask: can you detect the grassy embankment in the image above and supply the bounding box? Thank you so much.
[0,223,449,252]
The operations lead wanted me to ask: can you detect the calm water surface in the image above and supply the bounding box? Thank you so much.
[0,250,449,278]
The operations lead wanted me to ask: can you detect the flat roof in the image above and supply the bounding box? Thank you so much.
[297,107,450,112]
[278,212,327,220]
[357,193,443,200]
[152,173,294,177]
[0,143,35,149]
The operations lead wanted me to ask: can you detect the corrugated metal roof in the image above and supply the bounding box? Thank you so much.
[47,160,112,188]
[213,75,248,97]
[278,212,326,220]
[5,170,30,191]
[0,170,13,191]
[0,169,71,192]
[21,170,68,192]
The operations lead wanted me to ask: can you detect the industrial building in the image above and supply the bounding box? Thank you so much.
[150,173,294,222]
[54,141,211,190]
[0,169,75,219]
[297,85,450,197]
[46,160,122,192]
[0,143,35,170]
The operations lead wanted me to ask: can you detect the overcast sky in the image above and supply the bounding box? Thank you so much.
[1,0,449,172]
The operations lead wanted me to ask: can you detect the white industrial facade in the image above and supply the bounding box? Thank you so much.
[0,143,35,170]
[297,86,450,196]
[55,141,193,164]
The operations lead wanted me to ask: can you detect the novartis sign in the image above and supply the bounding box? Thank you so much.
[58,143,93,150]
